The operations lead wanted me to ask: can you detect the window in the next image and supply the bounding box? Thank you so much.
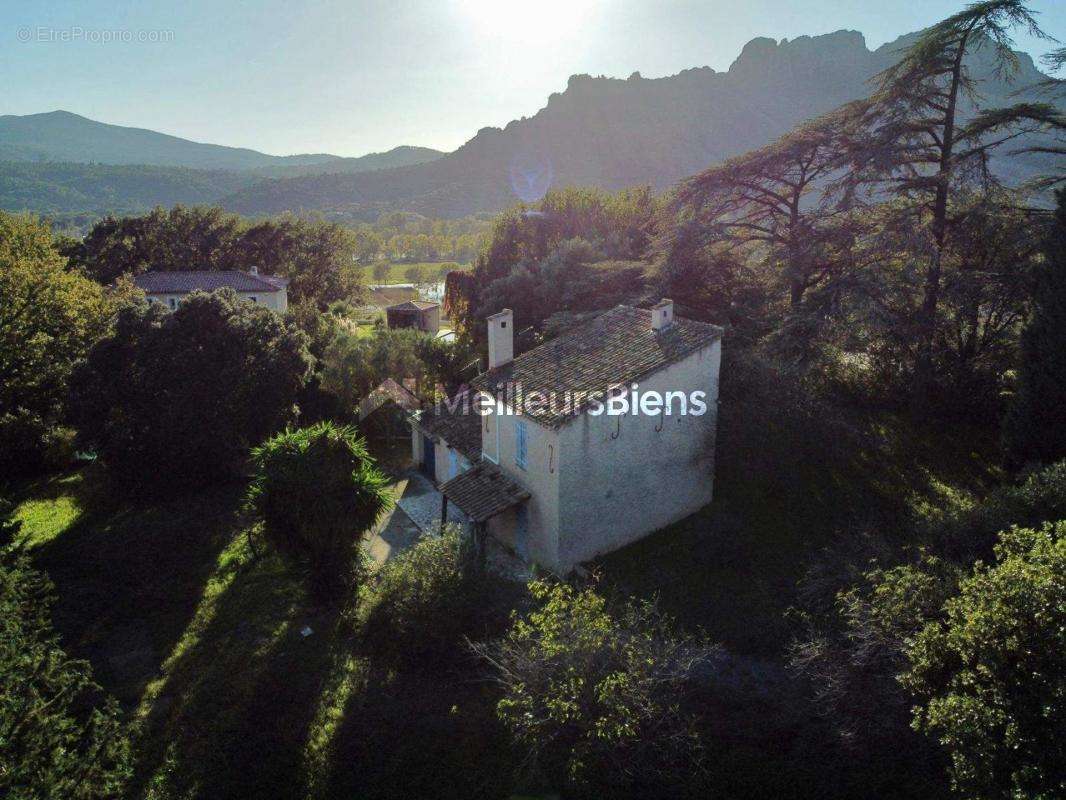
[515,420,528,470]
[249,296,257,303]
[168,297,177,310]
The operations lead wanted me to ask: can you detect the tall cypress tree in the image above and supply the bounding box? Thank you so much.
[1005,189,1066,466]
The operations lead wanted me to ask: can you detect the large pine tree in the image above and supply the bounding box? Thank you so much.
[1004,189,1066,465]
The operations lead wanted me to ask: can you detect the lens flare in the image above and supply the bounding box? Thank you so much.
[508,151,553,203]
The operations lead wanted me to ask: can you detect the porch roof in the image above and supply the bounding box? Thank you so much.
[440,461,529,524]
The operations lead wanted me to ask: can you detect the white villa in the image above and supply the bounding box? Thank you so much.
[133,268,290,312]
[410,300,723,573]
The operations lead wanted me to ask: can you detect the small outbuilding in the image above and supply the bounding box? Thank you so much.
[385,300,441,335]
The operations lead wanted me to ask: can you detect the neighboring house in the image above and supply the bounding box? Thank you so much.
[385,300,441,334]
[133,267,290,312]
[410,300,723,573]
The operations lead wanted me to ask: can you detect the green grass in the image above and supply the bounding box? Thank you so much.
[367,261,470,285]
[10,469,514,800]
[8,408,1004,796]
[13,476,84,547]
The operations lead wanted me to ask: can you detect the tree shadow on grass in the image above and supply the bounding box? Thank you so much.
[128,544,346,800]
[322,659,516,800]
[28,477,247,706]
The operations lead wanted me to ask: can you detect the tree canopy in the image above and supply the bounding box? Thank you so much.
[68,289,312,490]
[65,206,365,307]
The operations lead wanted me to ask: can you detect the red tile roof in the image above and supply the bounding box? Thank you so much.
[440,461,529,523]
[471,305,723,428]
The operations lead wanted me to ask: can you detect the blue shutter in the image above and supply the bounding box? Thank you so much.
[515,420,528,469]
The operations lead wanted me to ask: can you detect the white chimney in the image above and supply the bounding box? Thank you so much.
[487,308,514,369]
[249,265,259,275]
[651,299,674,331]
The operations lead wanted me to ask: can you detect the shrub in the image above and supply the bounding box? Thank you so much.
[0,410,53,483]
[247,422,391,600]
[0,212,110,479]
[0,547,131,799]
[362,526,485,667]
[904,522,1066,800]
[924,459,1066,561]
[68,290,312,492]
[474,580,716,797]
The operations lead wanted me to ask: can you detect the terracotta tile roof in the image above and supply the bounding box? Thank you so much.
[133,270,288,294]
[471,305,723,428]
[412,397,482,461]
[440,461,529,523]
[386,300,439,311]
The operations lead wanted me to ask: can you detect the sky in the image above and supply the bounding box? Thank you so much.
[2,0,1064,157]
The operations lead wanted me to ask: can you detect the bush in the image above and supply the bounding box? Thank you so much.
[923,459,1066,561]
[904,522,1066,800]
[0,410,53,483]
[362,526,504,667]
[791,460,1066,791]
[1,212,110,480]
[0,411,79,484]
[474,580,717,797]
[0,547,131,798]
[246,422,391,600]
[68,290,312,492]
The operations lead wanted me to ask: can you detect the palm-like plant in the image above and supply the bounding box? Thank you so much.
[247,422,392,600]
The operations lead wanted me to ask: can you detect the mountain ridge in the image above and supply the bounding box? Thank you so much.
[0,110,444,174]
[2,28,1059,222]
[221,28,1059,219]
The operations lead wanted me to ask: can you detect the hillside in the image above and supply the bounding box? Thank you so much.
[247,146,445,179]
[222,30,1062,218]
[0,111,443,175]
[0,162,255,222]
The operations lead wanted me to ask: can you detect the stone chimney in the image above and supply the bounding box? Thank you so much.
[651,299,674,331]
[249,265,259,275]
[487,309,514,369]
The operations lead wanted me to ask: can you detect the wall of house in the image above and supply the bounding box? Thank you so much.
[146,290,287,312]
[411,425,424,466]
[410,422,472,486]
[488,402,562,570]
[433,442,471,484]
[420,306,441,335]
[555,339,722,570]
[480,394,499,464]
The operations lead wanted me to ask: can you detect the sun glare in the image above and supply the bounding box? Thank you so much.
[457,0,596,43]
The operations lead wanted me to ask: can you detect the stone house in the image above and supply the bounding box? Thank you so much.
[410,300,723,573]
[133,268,289,312]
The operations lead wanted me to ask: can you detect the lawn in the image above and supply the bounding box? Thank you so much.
[367,261,470,285]
[8,410,1002,796]
[10,467,514,800]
